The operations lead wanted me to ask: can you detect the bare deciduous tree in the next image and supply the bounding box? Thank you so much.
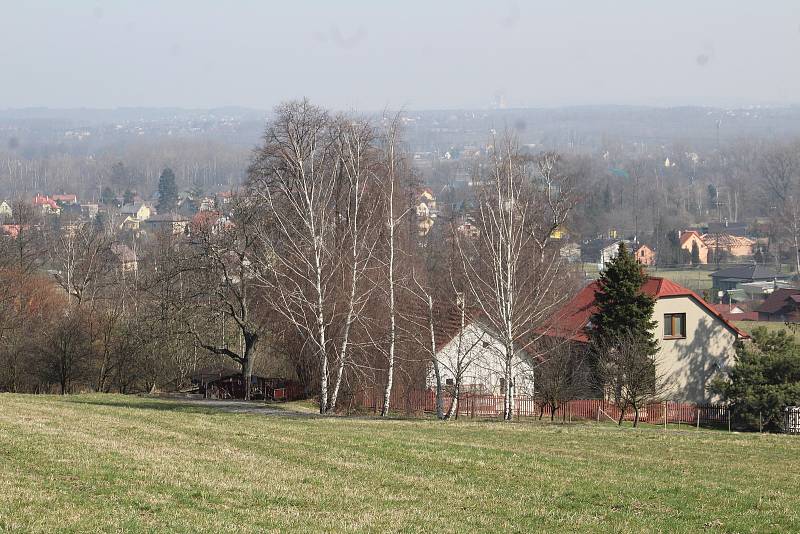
[458,135,579,420]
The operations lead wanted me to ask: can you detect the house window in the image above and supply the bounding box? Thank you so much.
[482,340,491,348]
[445,378,454,386]
[664,313,686,339]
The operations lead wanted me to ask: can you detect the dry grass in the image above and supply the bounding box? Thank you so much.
[0,394,799,533]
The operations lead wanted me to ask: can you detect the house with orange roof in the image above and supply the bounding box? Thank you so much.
[33,194,60,215]
[51,194,78,205]
[702,233,756,258]
[545,276,749,403]
[679,230,708,263]
[632,243,656,266]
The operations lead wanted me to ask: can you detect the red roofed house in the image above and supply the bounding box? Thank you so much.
[679,230,708,263]
[755,288,800,322]
[33,194,60,215]
[546,277,749,403]
[51,194,78,205]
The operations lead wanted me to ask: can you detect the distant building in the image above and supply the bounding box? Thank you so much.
[120,203,151,221]
[80,203,99,219]
[111,243,138,273]
[51,194,78,205]
[559,242,581,263]
[756,288,800,322]
[706,221,749,237]
[1,224,22,239]
[33,194,60,215]
[632,243,656,266]
[145,213,189,235]
[0,200,11,220]
[702,233,756,258]
[581,238,627,269]
[710,265,788,292]
[679,230,708,264]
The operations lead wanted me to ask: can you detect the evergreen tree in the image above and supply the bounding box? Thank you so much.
[589,242,658,357]
[711,327,800,432]
[691,241,701,265]
[123,189,135,205]
[100,186,116,206]
[157,168,178,213]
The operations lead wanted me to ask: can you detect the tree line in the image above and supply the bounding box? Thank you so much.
[0,100,589,418]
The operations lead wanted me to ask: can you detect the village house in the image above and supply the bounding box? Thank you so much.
[33,194,60,215]
[426,311,534,397]
[455,216,480,238]
[51,193,78,205]
[710,264,788,293]
[111,243,138,273]
[80,203,99,219]
[144,213,189,235]
[545,277,749,403]
[0,200,12,220]
[581,238,627,269]
[679,230,708,263]
[755,288,800,322]
[632,243,656,266]
[0,224,22,239]
[119,203,152,230]
[416,188,437,214]
[702,233,756,258]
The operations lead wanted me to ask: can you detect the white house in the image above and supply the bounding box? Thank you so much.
[0,200,11,220]
[427,317,534,397]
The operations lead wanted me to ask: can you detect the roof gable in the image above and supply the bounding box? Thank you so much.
[545,276,748,342]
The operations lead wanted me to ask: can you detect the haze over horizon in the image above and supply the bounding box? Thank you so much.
[3,1,800,111]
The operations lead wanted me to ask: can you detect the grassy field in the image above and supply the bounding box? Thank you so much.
[1,395,799,532]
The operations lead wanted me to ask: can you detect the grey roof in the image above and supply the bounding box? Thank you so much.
[711,264,786,281]
[120,203,146,215]
[146,213,188,223]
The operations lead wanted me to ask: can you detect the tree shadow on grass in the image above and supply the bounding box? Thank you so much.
[66,396,224,415]
[66,395,323,418]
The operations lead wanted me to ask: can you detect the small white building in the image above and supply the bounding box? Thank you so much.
[427,317,534,397]
[0,200,11,220]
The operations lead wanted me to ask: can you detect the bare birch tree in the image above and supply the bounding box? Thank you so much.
[249,100,382,414]
[458,135,579,420]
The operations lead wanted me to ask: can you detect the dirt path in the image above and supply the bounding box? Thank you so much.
[155,396,319,418]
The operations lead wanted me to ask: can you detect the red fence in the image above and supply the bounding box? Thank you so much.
[354,388,729,427]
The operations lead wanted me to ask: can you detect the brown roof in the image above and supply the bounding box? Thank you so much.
[756,288,800,315]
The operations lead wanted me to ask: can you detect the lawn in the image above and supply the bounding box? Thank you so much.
[1,395,799,533]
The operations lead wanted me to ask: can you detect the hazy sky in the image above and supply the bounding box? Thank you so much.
[3,1,800,110]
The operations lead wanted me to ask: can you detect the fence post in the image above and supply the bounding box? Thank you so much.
[597,406,600,423]
[471,395,475,419]
[663,401,667,431]
[759,411,763,433]
[728,405,732,432]
[696,407,700,430]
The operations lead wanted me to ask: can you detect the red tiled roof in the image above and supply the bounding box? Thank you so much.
[545,276,749,342]
[33,194,58,210]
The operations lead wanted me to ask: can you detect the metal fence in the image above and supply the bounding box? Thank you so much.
[786,407,800,434]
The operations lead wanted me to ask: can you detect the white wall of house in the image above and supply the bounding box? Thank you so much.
[653,296,739,403]
[427,322,534,396]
